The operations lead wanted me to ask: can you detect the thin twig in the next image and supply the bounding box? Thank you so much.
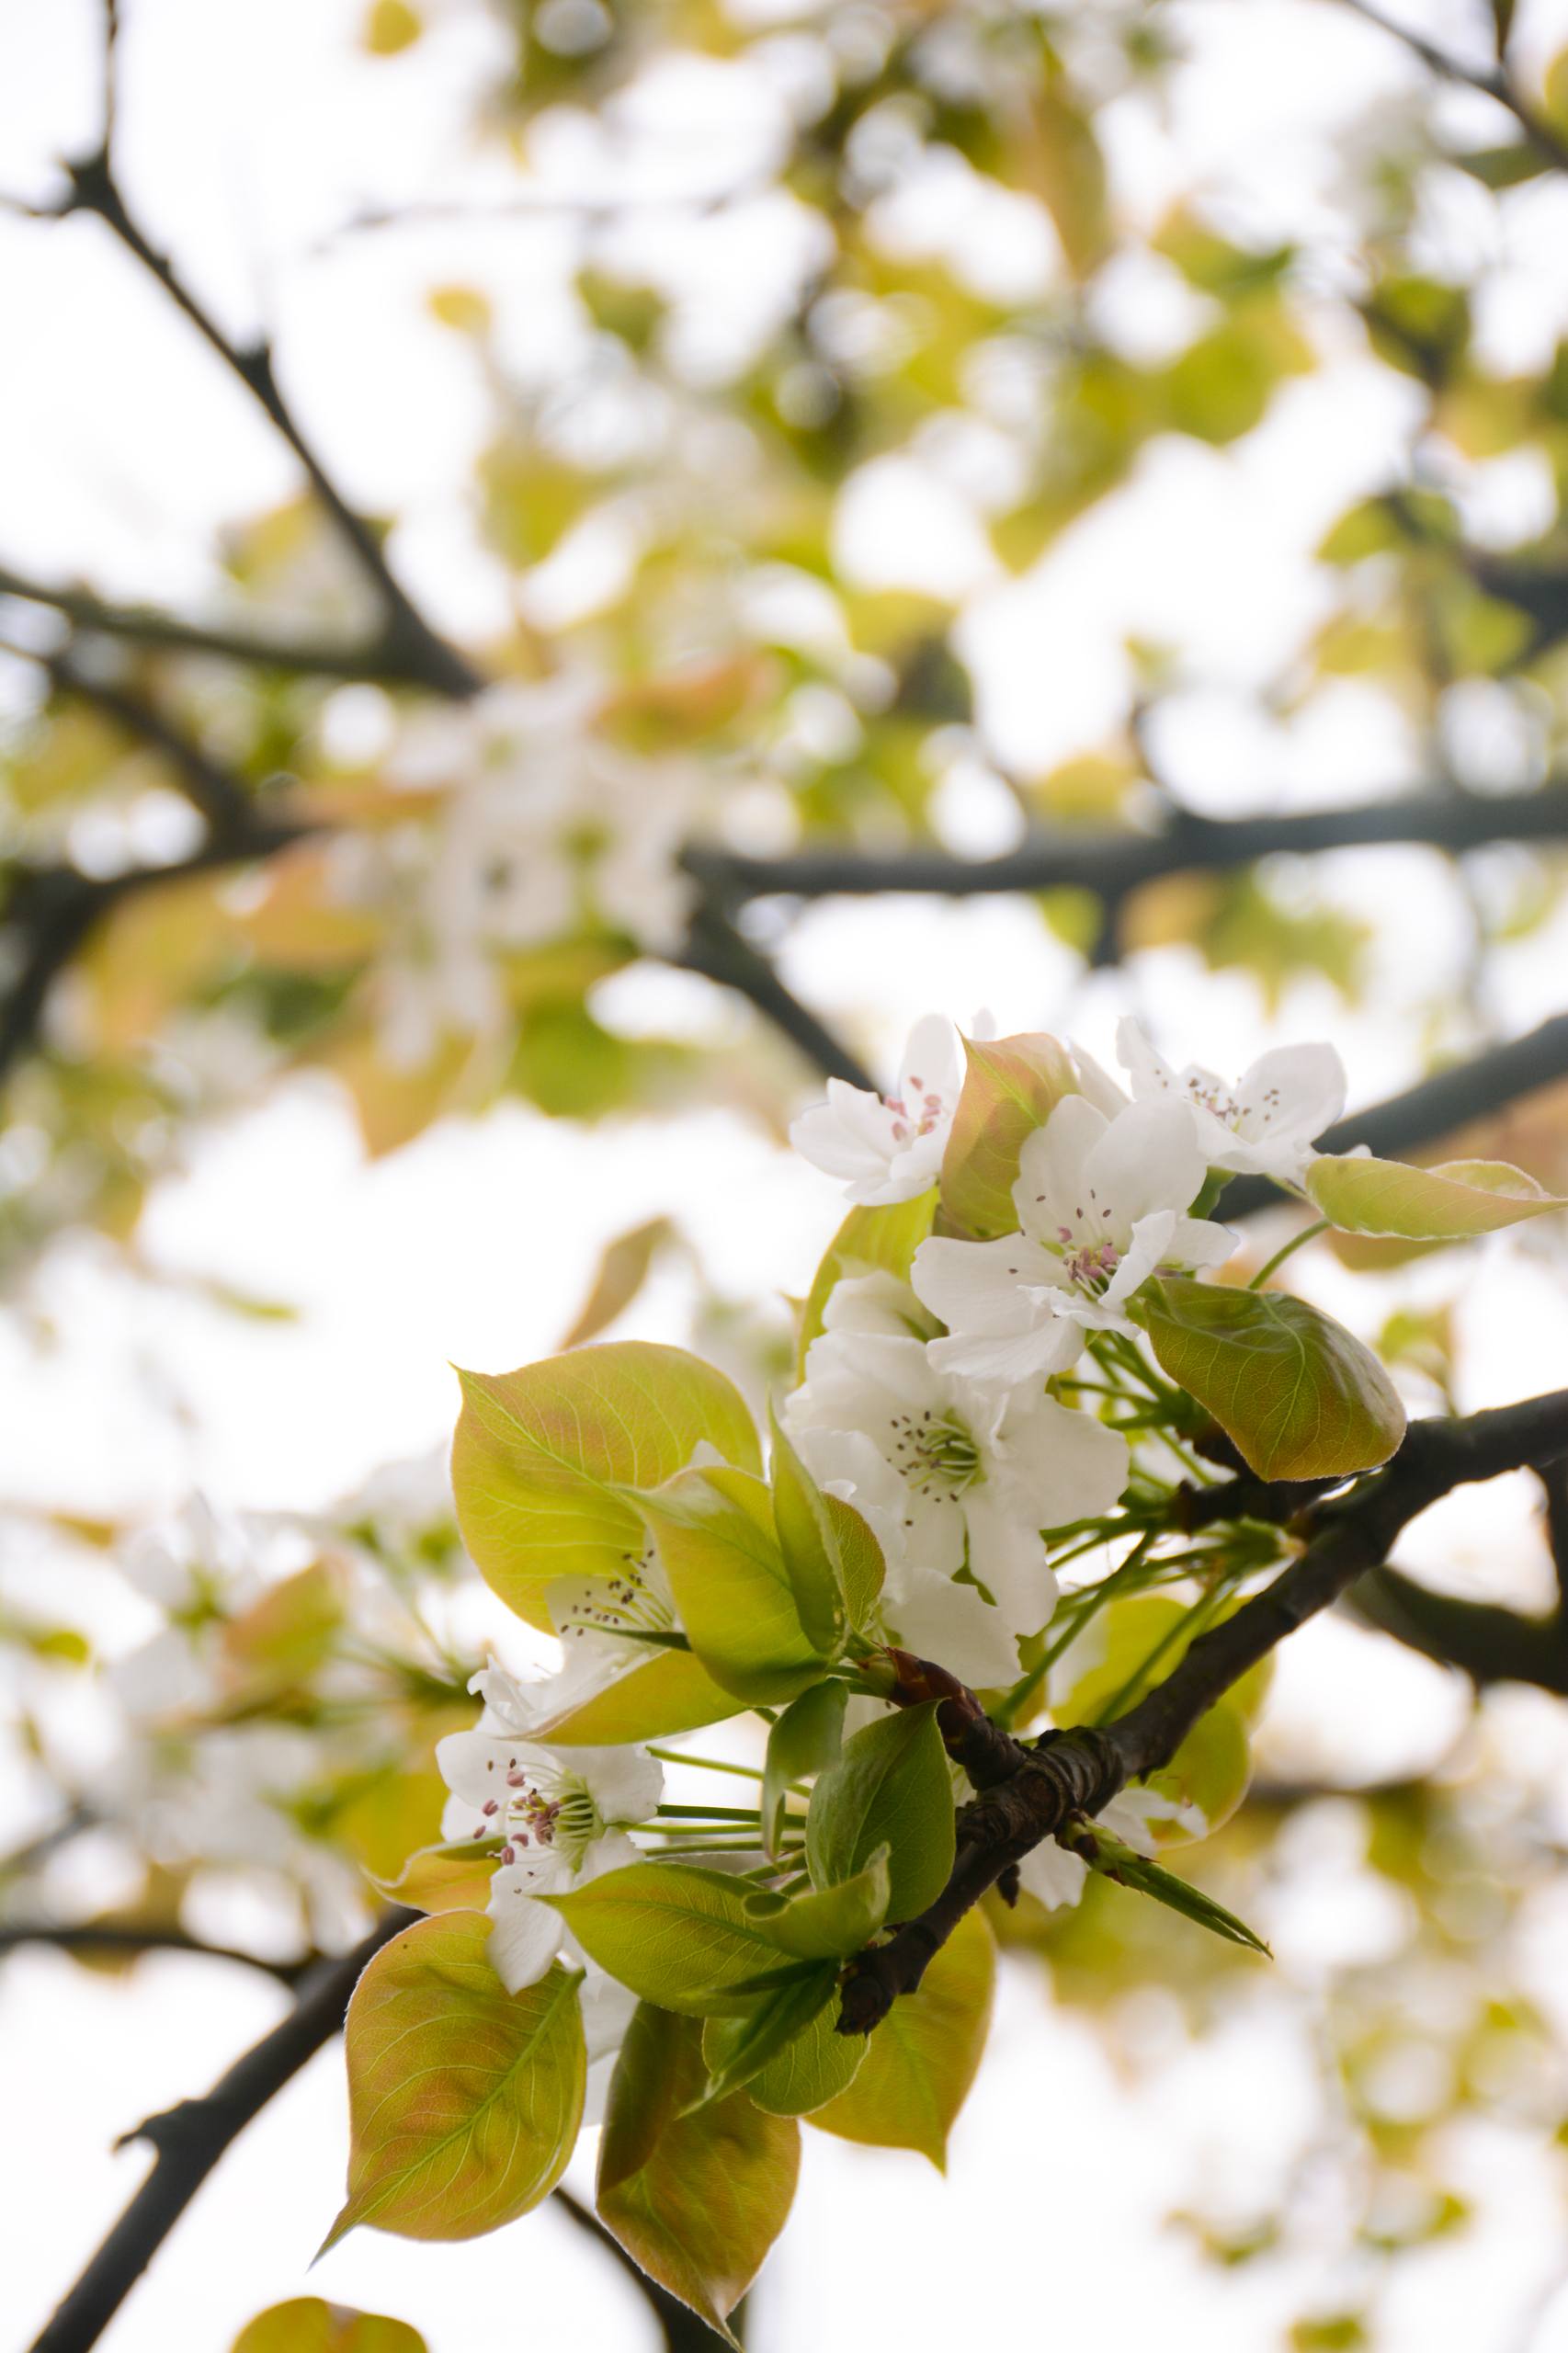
[0,1921,314,1984]
[25,1909,417,2353]
[0,631,256,835]
[0,562,460,688]
[56,141,479,699]
[554,2187,733,2350]
[1330,0,1568,176]
[678,900,875,1090]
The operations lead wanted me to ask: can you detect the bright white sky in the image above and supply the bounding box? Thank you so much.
[6,1,1568,2347]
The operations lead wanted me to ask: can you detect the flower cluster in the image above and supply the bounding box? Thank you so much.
[330,676,700,1069]
[426,1009,1348,2019]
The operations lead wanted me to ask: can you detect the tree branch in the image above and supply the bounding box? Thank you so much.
[25,1908,417,2353]
[0,562,462,688]
[1328,0,1568,177]
[21,1902,729,2353]
[1,631,257,836]
[0,819,306,1085]
[53,142,480,701]
[0,1921,314,1984]
[1345,1564,1568,1691]
[687,787,1568,907]
[553,2188,733,2351]
[677,901,875,1090]
[837,1386,1568,2032]
[1217,1012,1568,1220]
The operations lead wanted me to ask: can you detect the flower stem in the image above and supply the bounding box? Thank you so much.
[1247,1217,1331,1289]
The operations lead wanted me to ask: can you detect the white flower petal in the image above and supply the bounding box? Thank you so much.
[486,1877,566,1993]
[1017,1840,1089,1910]
[1083,1101,1206,1233]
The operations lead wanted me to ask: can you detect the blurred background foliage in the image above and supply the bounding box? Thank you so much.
[8,1,1568,2347]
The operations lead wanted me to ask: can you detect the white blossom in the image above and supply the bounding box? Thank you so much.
[784,1289,1129,1686]
[913,1096,1235,1385]
[1116,1017,1346,1185]
[437,1680,662,1992]
[345,676,700,1066]
[790,1013,977,1206]
[111,1497,264,1722]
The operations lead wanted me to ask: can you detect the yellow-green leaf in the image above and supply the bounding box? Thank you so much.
[812,1905,995,2168]
[597,2004,800,2343]
[546,1863,801,2016]
[749,1998,867,2117]
[232,2300,426,2353]
[1133,1277,1405,1482]
[762,1679,846,1855]
[939,1032,1078,1240]
[527,1645,739,1747]
[631,1465,828,1705]
[451,1344,759,1630]
[323,1914,585,2250]
[1306,1153,1567,1241]
[797,1193,937,1376]
[372,1840,499,1916]
[806,1704,955,1922]
[560,1217,678,1348]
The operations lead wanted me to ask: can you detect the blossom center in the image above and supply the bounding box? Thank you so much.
[558,1548,673,1647]
[483,1756,603,1869]
[883,1073,949,1148]
[887,1407,983,1496]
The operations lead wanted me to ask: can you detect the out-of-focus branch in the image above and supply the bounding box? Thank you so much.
[678,901,875,1090]
[0,631,256,836]
[1218,1013,1568,1219]
[687,788,1568,906]
[19,1901,730,2353]
[0,563,461,688]
[0,1921,314,1984]
[25,1908,417,2353]
[53,144,479,700]
[1346,1564,1568,1690]
[1329,0,1568,177]
[0,818,305,1084]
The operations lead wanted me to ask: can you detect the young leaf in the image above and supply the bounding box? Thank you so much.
[748,1997,868,2117]
[451,1343,759,1631]
[797,1192,937,1374]
[560,1215,678,1348]
[767,1406,847,1651]
[699,1965,840,2104]
[763,1679,847,1855]
[1306,1152,1567,1241]
[1058,1817,1271,1954]
[631,1465,830,1705]
[1134,1276,1405,1481]
[597,2004,801,2343]
[372,1838,500,1916]
[812,1906,995,2168]
[939,1031,1078,1240]
[806,1703,956,1921]
[745,1847,891,1959]
[545,1863,803,2015]
[322,1914,585,2250]
[232,2302,426,2353]
[524,1645,739,1747]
